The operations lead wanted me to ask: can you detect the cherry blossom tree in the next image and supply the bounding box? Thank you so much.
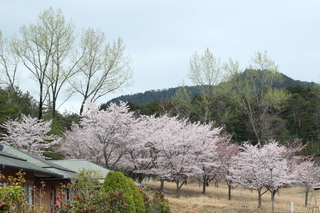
[192,123,225,195]
[230,141,294,208]
[0,114,60,158]
[138,115,226,197]
[215,139,240,200]
[60,101,137,170]
[151,115,197,196]
[137,115,204,197]
[292,156,320,207]
[118,115,156,183]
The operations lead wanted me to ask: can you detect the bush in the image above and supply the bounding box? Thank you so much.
[151,191,170,213]
[0,171,26,212]
[139,188,170,213]
[127,178,146,213]
[139,188,152,212]
[102,171,136,212]
[54,169,103,212]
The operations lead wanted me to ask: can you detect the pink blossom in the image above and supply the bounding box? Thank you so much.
[0,115,61,158]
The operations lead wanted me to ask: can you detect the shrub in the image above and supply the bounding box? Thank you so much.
[102,171,136,212]
[139,188,170,213]
[139,188,152,212]
[127,178,146,213]
[151,191,170,213]
[68,169,101,199]
[54,169,103,212]
[0,171,26,212]
[102,189,130,212]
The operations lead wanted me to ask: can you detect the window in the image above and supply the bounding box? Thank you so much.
[24,183,34,204]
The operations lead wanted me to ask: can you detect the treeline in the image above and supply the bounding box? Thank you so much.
[108,72,315,105]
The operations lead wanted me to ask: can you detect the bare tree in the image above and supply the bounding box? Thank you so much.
[187,48,228,123]
[171,48,230,124]
[11,7,75,119]
[225,51,288,146]
[43,9,79,118]
[0,31,20,91]
[70,28,133,114]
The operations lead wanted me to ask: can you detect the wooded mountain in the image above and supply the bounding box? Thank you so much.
[108,71,315,105]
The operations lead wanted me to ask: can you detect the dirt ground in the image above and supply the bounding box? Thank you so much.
[142,180,309,213]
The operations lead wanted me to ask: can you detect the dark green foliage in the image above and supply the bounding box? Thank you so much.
[224,114,251,143]
[0,87,38,138]
[43,110,80,136]
[127,178,146,213]
[281,86,319,141]
[279,85,320,154]
[102,171,136,212]
[107,72,314,106]
[0,87,37,124]
[129,99,165,116]
[108,86,201,105]
[42,111,79,159]
[107,88,177,105]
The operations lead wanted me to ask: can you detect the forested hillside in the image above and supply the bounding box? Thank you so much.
[108,71,315,105]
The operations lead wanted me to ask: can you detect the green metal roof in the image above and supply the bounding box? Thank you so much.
[0,143,76,179]
[0,149,63,178]
[50,160,112,183]
[1,144,112,182]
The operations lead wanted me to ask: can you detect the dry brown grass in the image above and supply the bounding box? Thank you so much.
[142,180,320,213]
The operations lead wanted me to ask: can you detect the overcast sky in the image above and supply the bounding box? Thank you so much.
[1,0,319,112]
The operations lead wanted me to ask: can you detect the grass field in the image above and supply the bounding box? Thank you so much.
[142,180,320,213]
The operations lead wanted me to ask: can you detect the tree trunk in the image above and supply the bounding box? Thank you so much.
[159,179,165,192]
[257,189,262,208]
[137,174,144,183]
[52,95,56,119]
[214,178,219,188]
[305,188,309,207]
[228,184,232,200]
[80,100,85,115]
[38,86,43,120]
[202,176,207,194]
[176,180,181,198]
